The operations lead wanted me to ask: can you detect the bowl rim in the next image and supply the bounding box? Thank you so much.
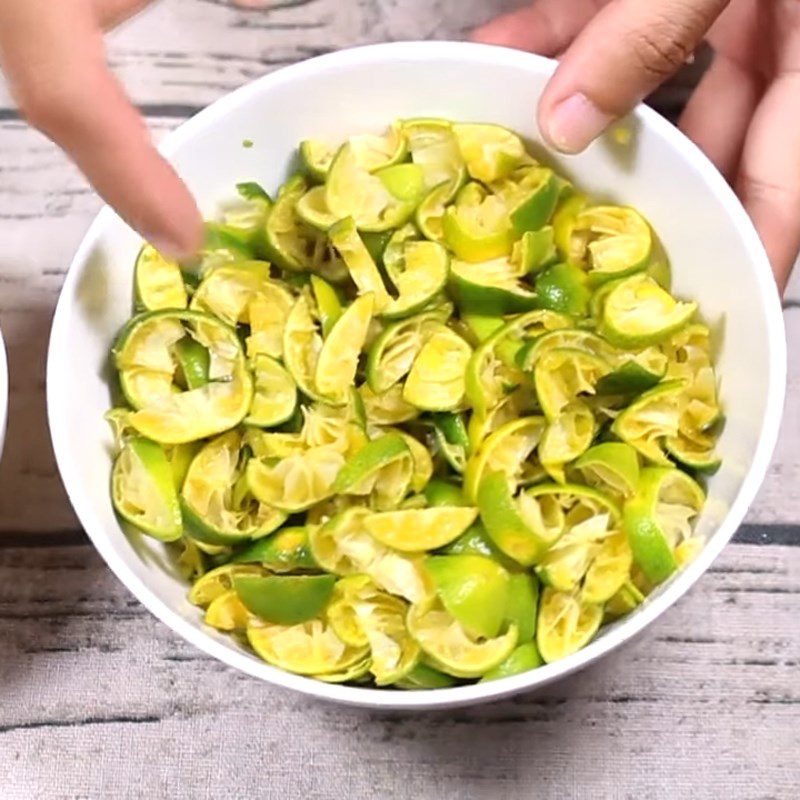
[47,40,787,710]
[0,325,7,460]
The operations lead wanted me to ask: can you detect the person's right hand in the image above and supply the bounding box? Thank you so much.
[473,0,800,292]
[0,0,270,259]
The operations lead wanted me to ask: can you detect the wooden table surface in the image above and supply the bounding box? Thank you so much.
[0,2,797,798]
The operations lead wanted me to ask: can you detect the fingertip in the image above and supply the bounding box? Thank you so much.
[142,200,204,260]
[135,157,204,259]
[538,92,614,154]
[146,221,203,261]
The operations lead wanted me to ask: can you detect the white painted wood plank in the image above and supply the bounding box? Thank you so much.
[0,542,796,799]
[0,4,795,795]
[0,0,521,108]
[0,0,796,533]
[0,111,799,532]
[0,121,178,533]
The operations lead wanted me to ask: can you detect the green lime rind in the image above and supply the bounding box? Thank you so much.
[234,574,336,625]
[111,436,183,541]
[331,433,410,494]
[480,642,543,682]
[233,527,319,573]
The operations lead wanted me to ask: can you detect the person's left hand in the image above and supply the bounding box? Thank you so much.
[0,0,274,259]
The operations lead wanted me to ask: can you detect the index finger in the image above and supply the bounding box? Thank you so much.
[0,0,203,257]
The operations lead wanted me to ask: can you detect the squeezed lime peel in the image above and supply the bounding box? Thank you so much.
[107,117,721,688]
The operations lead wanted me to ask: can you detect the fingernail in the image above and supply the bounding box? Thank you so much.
[544,93,614,154]
[147,234,195,260]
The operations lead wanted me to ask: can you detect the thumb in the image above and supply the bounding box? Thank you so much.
[538,0,729,153]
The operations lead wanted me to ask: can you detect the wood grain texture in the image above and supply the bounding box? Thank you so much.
[0,0,797,532]
[0,540,796,799]
[0,4,797,796]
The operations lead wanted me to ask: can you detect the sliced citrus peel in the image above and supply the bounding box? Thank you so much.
[112,436,183,541]
[308,508,433,604]
[107,117,721,688]
[134,244,188,312]
[326,576,420,685]
[536,587,603,663]
[114,310,253,444]
[407,598,518,678]
[571,205,652,284]
[623,466,705,583]
[181,430,287,545]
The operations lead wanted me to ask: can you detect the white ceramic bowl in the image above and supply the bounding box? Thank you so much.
[0,326,7,460]
[47,42,786,709]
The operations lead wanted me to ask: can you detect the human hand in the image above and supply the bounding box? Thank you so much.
[0,0,270,259]
[473,0,800,291]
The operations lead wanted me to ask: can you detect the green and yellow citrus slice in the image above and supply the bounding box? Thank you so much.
[403,326,472,411]
[505,572,540,643]
[623,466,705,583]
[424,554,510,639]
[246,445,346,512]
[204,590,251,632]
[407,599,518,678]
[534,347,611,421]
[326,143,425,232]
[442,187,515,262]
[511,226,557,275]
[449,258,538,315]
[187,562,263,607]
[189,260,271,326]
[248,618,370,676]
[245,354,298,428]
[328,216,393,311]
[234,526,318,573]
[572,442,640,503]
[476,471,560,566]
[480,642,543,681]
[114,311,253,444]
[315,292,374,405]
[534,262,591,316]
[539,401,596,483]
[401,117,466,189]
[572,205,652,284]
[331,433,410,496]
[181,430,287,545]
[536,587,603,663]
[452,123,526,183]
[464,415,546,502]
[309,508,432,603]
[611,379,686,465]
[134,244,188,311]
[264,174,319,272]
[111,436,183,541]
[497,166,560,234]
[382,240,449,319]
[364,506,478,552]
[365,311,442,394]
[282,292,326,402]
[600,274,697,348]
[234,574,336,625]
[552,192,589,263]
[359,383,420,426]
